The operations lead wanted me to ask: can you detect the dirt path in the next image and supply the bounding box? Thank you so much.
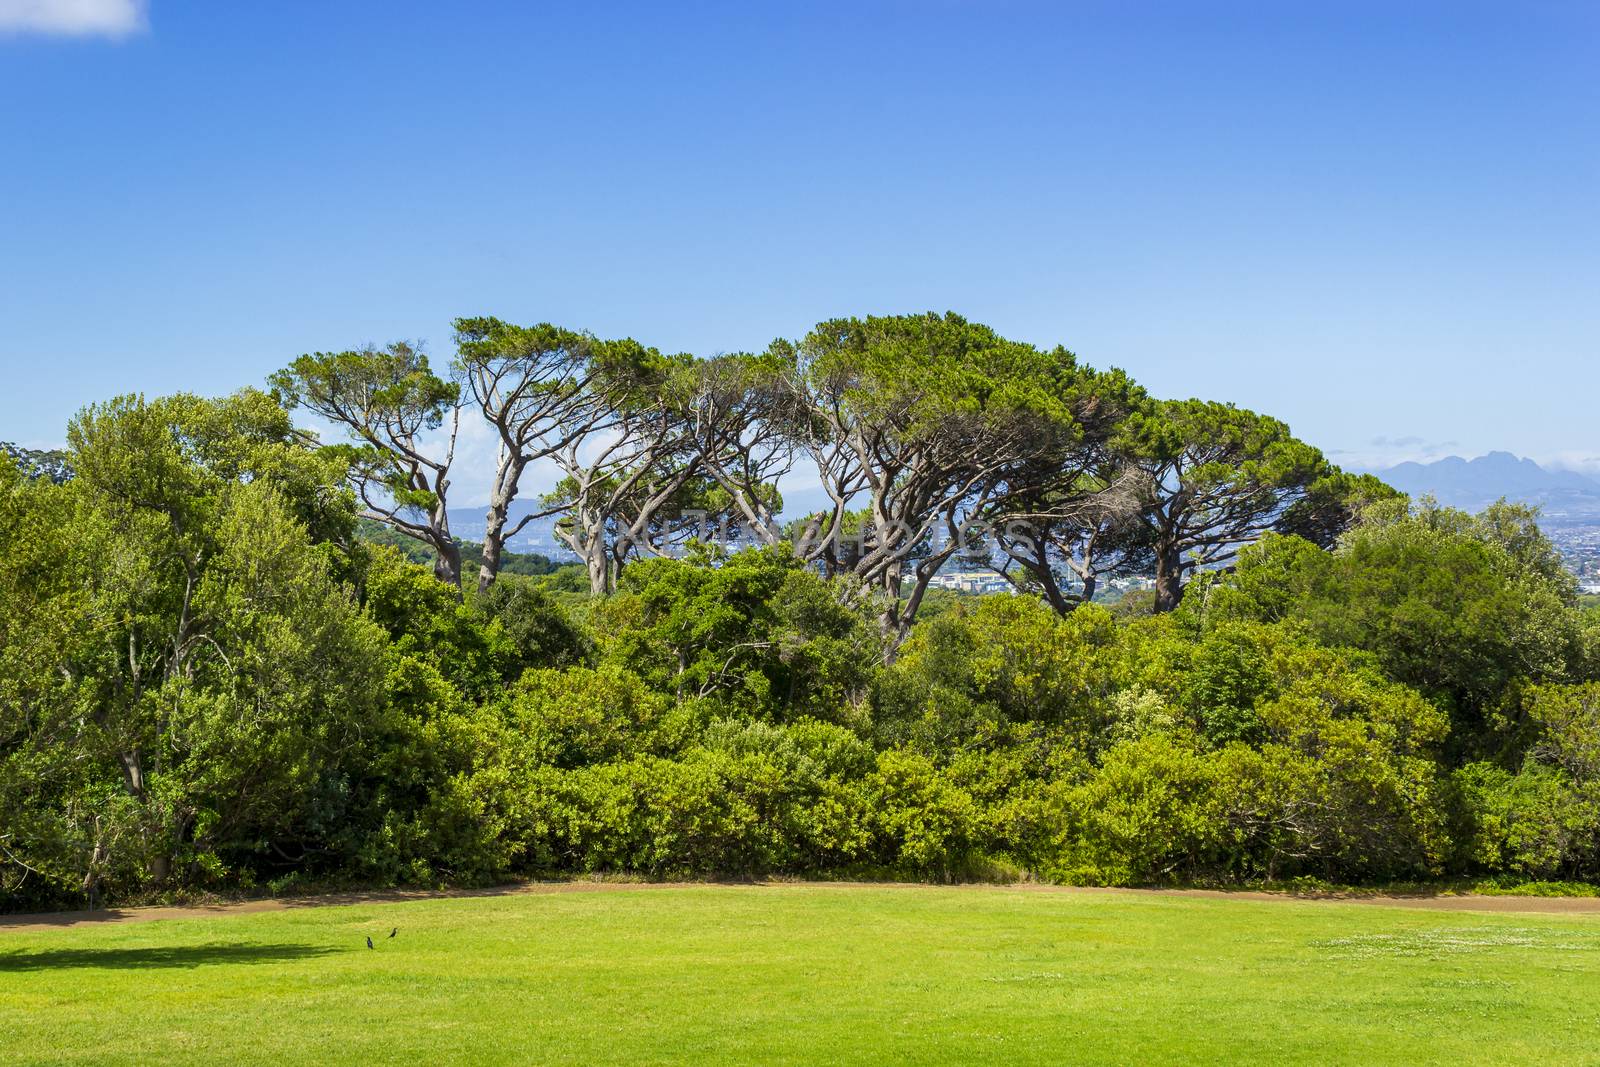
[5,880,1600,933]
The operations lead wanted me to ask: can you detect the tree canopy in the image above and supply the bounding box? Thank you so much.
[17,310,1599,913]
[270,343,463,585]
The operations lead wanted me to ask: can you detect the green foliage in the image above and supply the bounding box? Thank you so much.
[0,440,73,483]
[1439,683,1600,881]
[870,597,1454,883]
[1449,761,1596,878]
[1275,470,1405,549]
[1206,502,1590,751]
[504,667,671,770]
[359,547,521,700]
[874,596,1127,750]
[787,310,1074,431]
[535,562,593,594]
[6,347,1599,910]
[1,395,388,906]
[1045,733,1225,884]
[592,546,879,721]
[865,748,979,875]
[1121,398,1337,609]
[476,577,593,670]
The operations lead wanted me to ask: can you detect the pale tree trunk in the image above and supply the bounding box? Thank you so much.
[586,541,609,596]
[473,499,512,598]
[558,508,613,597]
[478,494,514,594]
[476,531,504,594]
[477,448,530,594]
[81,835,108,909]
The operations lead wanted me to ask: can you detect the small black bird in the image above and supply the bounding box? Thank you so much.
[366,936,374,949]
[388,927,398,939]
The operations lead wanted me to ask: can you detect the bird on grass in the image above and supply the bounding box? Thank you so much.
[388,927,398,939]
[366,936,374,950]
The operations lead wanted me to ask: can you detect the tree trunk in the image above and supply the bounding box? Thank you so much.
[476,530,503,594]
[434,538,463,589]
[428,493,463,589]
[477,498,511,593]
[883,574,935,666]
[1153,544,1184,612]
[586,539,609,597]
[1030,530,1075,616]
[118,748,145,800]
[478,455,528,593]
[81,839,107,909]
[115,748,173,886]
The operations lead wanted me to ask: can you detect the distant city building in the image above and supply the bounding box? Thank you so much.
[926,569,1012,595]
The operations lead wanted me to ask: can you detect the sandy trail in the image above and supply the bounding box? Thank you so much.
[6,880,1600,933]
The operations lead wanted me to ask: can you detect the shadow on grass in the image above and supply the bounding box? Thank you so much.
[0,942,335,972]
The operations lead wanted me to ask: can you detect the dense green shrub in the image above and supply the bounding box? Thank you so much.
[593,546,877,721]
[11,415,1600,909]
[1203,503,1592,755]
[1440,683,1600,881]
[1043,734,1224,884]
[1449,762,1596,879]
[476,577,594,670]
[874,597,1127,751]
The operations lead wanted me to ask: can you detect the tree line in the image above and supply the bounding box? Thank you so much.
[4,311,1597,912]
[269,311,1392,648]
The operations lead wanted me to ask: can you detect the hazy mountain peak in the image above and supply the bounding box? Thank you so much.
[1368,452,1600,513]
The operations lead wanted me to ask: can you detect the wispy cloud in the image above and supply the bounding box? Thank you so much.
[294,405,517,510]
[1536,451,1600,478]
[0,0,146,38]
[1331,435,1465,471]
[1365,435,1460,455]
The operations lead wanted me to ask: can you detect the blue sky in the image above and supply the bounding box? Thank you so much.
[2,0,1596,501]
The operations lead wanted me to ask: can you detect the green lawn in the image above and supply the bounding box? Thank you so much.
[3,884,1600,1065]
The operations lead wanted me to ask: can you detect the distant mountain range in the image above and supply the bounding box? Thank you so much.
[1367,452,1600,518]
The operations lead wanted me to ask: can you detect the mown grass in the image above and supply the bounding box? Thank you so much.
[3,884,1599,1065]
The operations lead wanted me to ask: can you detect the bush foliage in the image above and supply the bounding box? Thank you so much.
[4,395,1599,910]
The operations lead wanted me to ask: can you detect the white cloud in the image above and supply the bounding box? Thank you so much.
[1332,436,1464,471]
[295,405,513,509]
[0,0,146,37]
[1536,451,1600,478]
